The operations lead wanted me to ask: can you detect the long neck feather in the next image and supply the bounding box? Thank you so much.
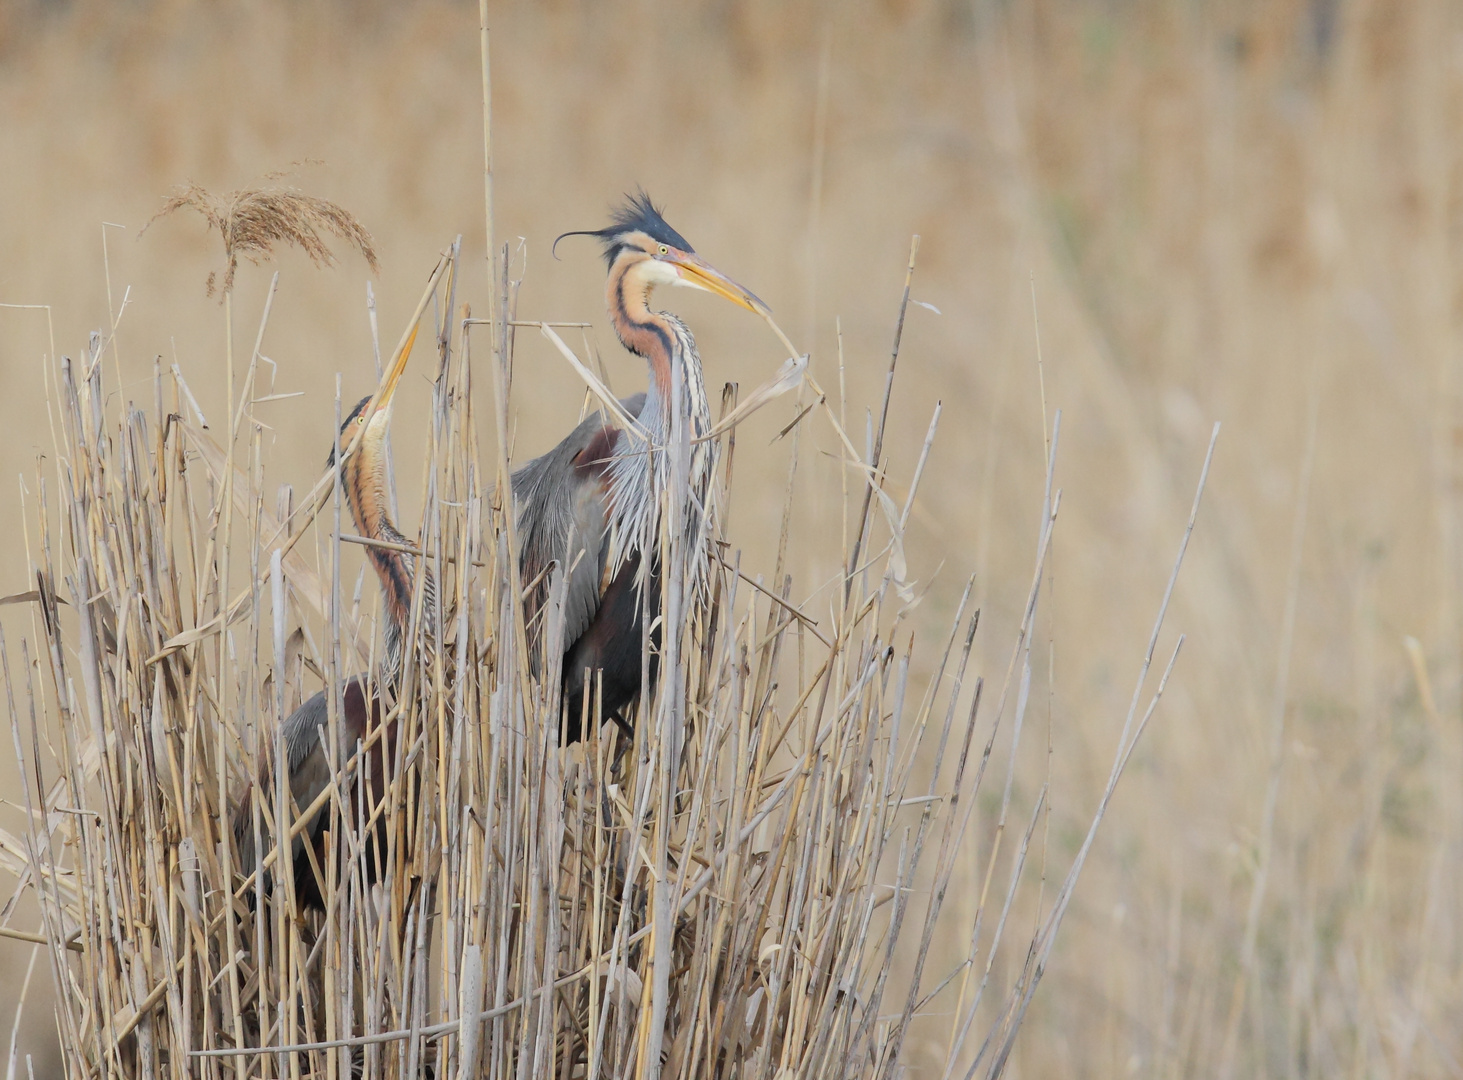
[603,262,717,594]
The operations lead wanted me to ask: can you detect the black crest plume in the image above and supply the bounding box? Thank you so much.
[553,190,694,267]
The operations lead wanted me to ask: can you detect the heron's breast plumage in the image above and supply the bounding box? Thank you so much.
[603,315,717,598]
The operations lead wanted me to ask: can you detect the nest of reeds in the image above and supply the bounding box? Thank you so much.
[0,231,1206,1078]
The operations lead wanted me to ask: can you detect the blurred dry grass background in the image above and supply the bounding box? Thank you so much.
[1,0,1460,1074]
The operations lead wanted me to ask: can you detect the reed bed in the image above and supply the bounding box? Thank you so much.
[0,224,1211,1078]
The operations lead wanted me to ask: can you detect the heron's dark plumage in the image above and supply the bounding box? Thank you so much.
[510,393,652,739]
[602,190,693,252]
[236,677,397,911]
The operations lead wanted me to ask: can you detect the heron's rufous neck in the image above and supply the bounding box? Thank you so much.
[345,450,414,632]
[607,261,677,398]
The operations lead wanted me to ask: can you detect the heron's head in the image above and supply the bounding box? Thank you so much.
[554,191,771,318]
[329,394,390,470]
[326,324,414,471]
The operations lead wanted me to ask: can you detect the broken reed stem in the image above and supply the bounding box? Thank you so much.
[0,238,1206,1080]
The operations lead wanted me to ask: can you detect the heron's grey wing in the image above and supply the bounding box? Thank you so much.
[282,690,334,818]
[232,690,331,873]
[509,394,646,654]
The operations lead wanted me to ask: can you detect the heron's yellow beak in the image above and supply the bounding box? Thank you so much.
[665,251,772,318]
[375,320,421,412]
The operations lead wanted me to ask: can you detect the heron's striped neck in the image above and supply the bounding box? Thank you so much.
[604,304,717,596]
[344,453,436,689]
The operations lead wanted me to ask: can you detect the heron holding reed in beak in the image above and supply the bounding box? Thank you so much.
[521,190,771,739]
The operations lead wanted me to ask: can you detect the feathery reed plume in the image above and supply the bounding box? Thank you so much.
[147,178,379,295]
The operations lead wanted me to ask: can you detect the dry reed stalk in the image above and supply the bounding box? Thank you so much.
[0,214,1213,1079]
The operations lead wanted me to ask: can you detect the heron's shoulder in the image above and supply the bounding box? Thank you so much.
[511,394,647,494]
[281,690,330,769]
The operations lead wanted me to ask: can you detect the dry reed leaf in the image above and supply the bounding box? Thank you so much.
[146,178,379,295]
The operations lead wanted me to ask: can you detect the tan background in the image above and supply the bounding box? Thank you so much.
[2,0,1459,1074]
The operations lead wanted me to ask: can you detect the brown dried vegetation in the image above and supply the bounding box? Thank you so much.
[149,179,379,296]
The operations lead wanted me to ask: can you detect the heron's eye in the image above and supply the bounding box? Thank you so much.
[658,245,668,255]
[357,416,366,425]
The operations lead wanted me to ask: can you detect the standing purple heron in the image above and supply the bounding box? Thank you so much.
[233,339,434,910]
[521,191,769,739]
